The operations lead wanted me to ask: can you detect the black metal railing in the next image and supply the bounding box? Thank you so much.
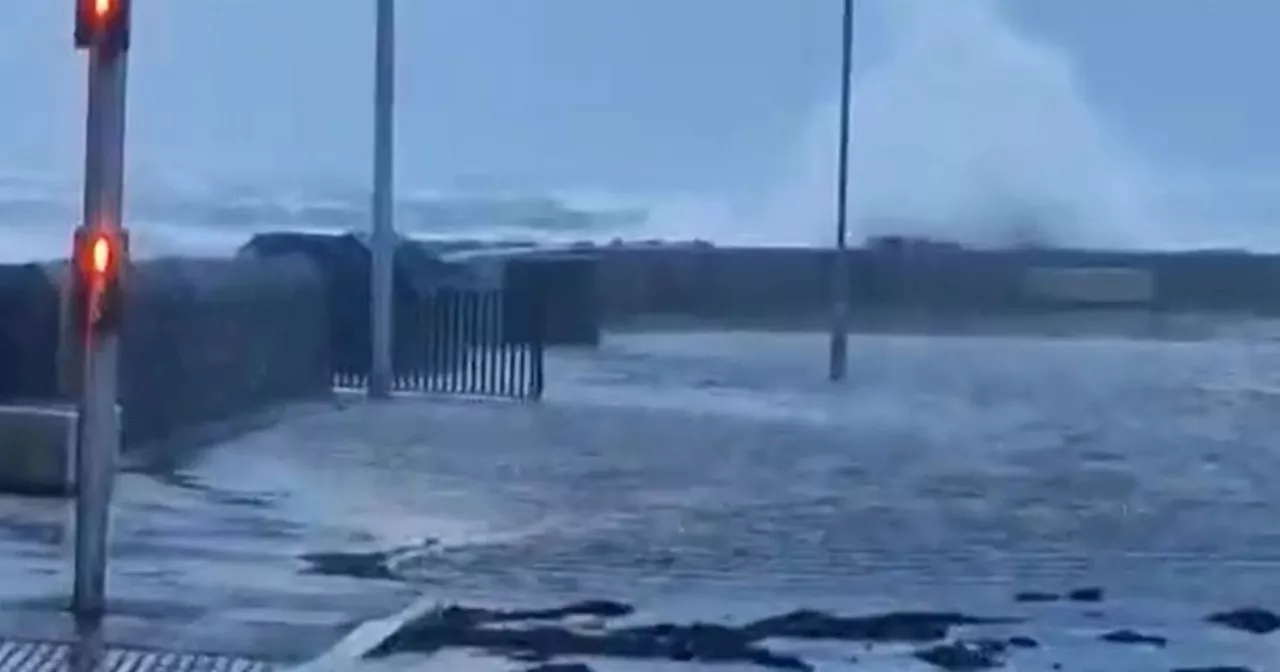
[332,287,544,400]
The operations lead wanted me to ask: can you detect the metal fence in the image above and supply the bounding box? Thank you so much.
[333,287,545,400]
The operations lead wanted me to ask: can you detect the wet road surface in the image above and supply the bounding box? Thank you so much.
[1,332,1278,670]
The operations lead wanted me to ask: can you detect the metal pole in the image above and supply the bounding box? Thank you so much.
[73,43,128,619]
[369,0,396,399]
[827,0,855,382]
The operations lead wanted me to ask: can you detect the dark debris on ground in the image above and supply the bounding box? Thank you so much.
[305,557,1280,672]
[366,599,1039,671]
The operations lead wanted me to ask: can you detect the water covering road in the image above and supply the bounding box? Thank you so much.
[1,331,1278,670]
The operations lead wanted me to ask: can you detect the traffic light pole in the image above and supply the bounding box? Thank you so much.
[73,42,128,619]
[827,0,855,382]
[369,0,396,399]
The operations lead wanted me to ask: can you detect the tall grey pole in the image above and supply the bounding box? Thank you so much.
[73,37,128,618]
[827,0,854,382]
[369,0,396,399]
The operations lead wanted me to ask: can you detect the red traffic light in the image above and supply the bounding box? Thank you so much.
[91,235,111,276]
[75,0,131,52]
[71,227,128,335]
[74,228,124,282]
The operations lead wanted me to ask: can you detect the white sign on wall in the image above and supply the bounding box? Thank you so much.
[1022,267,1155,304]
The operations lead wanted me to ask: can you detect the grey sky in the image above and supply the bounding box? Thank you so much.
[3,0,1279,198]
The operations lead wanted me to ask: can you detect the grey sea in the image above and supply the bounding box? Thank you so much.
[0,330,1277,671]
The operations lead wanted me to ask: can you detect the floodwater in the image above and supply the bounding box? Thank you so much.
[1,331,1278,671]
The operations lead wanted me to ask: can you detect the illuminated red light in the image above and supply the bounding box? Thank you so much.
[78,231,115,280]
[91,236,111,276]
[74,0,130,52]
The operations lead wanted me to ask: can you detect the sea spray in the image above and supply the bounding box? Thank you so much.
[757,0,1161,250]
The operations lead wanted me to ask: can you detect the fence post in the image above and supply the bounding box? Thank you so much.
[484,291,498,396]
[465,292,479,395]
[529,285,545,401]
[438,291,451,393]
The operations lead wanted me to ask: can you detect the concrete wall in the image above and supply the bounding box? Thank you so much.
[594,247,834,324]
[578,243,1280,328]
[1023,267,1155,305]
[0,255,331,452]
[503,254,598,346]
[0,264,60,401]
[116,255,331,446]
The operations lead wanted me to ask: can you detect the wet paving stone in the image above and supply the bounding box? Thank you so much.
[1205,608,1280,634]
[1066,587,1105,603]
[299,550,397,580]
[517,664,596,672]
[1014,591,1060,603]
[913,639,1007,670]
[1171,668,1256,672]
[1099,628,1167,647]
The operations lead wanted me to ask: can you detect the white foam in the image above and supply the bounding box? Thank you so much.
[755,0,1162,250]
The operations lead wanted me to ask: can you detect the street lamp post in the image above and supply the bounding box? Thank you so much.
[370,0,396,399]
[828,0,855,382]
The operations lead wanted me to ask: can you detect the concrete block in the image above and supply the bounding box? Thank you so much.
[0,403,121,497]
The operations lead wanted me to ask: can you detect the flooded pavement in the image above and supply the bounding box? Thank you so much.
[2,331,1279,670]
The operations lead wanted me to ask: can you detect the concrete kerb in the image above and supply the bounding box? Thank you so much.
[285,597,439,672]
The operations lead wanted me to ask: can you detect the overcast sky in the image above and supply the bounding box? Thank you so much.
[3,0,1279,198]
